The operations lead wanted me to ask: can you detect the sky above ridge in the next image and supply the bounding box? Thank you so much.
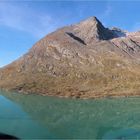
[1,1,140,67]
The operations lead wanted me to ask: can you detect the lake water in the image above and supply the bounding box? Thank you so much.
[1,91,140,139]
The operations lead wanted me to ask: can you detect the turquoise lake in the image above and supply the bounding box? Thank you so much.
[1,90,140,139]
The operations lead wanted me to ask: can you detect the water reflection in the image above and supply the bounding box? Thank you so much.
[103,128,140,139]
[1,91,140,139]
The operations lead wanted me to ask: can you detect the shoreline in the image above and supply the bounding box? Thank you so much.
[1,88,140,100]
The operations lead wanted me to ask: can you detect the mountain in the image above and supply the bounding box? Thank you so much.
[0,16,140,99]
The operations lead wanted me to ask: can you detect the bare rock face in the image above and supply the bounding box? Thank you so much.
[111,31,140,59]
[0,16,140,99]
[71,17,121,44]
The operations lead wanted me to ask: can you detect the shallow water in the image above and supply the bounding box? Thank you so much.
[1,90,140,139]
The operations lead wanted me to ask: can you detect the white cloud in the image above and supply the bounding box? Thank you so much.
[0,2,59,38]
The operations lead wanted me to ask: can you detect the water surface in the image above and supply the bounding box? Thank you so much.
[1,90,140,139]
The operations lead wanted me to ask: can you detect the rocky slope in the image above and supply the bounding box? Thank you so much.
[0,16,140,99]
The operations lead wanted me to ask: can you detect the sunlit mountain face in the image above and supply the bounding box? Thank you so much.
[0,17,140,98]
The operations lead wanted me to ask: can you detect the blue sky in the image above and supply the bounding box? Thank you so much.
[1,1,140,67]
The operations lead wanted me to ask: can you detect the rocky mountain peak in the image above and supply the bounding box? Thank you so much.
[72,16,115,43]
[78,16,103,27]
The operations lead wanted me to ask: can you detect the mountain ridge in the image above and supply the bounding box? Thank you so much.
[0,16,140,99]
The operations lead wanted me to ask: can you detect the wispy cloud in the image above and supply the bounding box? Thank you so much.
[99,3,112,26]
[0,2,60,38]
[104,4,112,17]
[130,22,140,32]
[0,2,114,39]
